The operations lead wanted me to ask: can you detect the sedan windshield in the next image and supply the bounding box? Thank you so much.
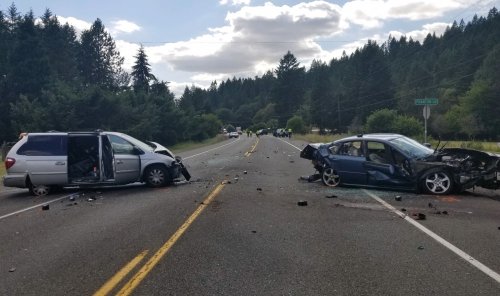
[389,136,433,158]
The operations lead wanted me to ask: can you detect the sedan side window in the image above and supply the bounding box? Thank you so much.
[108,135,136,155]
[338,141,364,157]
[367,141,390,163]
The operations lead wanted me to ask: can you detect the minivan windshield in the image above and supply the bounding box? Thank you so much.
[389,136,434,158]
[114,133,154,152]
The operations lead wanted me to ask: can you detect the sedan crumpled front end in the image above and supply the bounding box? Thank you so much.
[424,148,500,190]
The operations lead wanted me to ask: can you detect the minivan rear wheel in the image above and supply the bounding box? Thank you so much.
[29,184,51,196]
[144,165,170,187]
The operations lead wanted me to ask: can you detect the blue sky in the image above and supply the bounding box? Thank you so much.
[6,0,500,97]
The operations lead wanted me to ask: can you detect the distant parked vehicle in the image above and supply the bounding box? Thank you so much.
[3,131,190,196]
[228,131,239,138]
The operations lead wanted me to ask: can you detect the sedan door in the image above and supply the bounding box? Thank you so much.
[107,134,141,184]
[365,141,412,188]
[330,140,367,185]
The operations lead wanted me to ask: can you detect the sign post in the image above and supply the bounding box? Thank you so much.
[415,98,438,144]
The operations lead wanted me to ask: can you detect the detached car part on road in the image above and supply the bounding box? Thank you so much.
[3,131,191,196]
[300,134,500,195]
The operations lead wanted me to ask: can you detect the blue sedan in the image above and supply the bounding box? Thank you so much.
[300,134,500,195]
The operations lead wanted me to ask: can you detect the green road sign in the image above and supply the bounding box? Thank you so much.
[415,98,438,105]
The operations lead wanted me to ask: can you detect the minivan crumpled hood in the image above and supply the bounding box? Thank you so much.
[150,141,176,159]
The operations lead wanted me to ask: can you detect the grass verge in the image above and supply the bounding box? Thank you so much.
[170,134,228,154]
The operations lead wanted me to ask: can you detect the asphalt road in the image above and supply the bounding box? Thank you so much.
[1,135,499,295]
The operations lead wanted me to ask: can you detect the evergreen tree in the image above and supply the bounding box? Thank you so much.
[131,44,155,93]
[79,18,124,89]
[271,51,305,126]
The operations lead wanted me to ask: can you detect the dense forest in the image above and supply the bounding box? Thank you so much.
[0,4,499,146]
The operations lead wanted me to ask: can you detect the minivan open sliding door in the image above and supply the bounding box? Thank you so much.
[67,133,101,183]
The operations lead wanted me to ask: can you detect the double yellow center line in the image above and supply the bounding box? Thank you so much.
[94,138,259,296]
[244,137,259,157]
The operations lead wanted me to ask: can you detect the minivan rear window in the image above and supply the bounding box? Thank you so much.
[17,135,67,156]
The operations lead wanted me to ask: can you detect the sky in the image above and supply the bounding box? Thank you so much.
[5,0,500,98]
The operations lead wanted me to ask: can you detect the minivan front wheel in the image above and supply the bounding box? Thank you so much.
[29,184,51,196]
[144,165,170,187]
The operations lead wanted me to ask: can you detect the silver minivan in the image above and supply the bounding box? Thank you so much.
[3,131,190,196]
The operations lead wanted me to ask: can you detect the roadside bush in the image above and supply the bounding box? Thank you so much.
[365,109,422,138]
[365,109,398,133]
[286,115,306,134]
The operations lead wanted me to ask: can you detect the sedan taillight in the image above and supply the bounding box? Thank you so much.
[5,157,15,170]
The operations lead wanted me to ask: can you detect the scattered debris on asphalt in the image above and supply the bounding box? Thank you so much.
[251,230,257,233]
[412,213,426,220]
[395,196,402,201]
[299,173,320,182]
[325,195,337,198]
[41,204,50,211]
[9,267,16,272]
[69,196,76,201]
[297,200,308,206]
[257,188,262,191]
[401,208,407,212]
[244,171,247,174]
[417,246,425,250]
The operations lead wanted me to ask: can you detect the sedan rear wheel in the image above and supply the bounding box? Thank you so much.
[144,166,170,187]
[422,171,453,195]
[322,167,340,187]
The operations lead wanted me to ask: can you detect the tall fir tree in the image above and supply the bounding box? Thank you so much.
[131,44,156,93]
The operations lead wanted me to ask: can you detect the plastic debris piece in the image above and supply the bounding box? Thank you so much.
[413,213,426,220]
[325,195,337,198]
[244,171,248,174]
[251,230,257,233]
[401,208,407,212]
[417,246,425,250]
[9,267,16,272]
[395,196,402,201]
[256,188,262,191]
[69,196,75,201]
[41,205,50,211]
[297,200,308,206]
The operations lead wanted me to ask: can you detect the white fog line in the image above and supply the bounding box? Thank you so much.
[0,193,78,221]
[278,138,302,151]
[363,189,500,284]
[183,137,241,160]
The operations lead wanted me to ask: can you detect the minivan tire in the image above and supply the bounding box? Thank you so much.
[144,165,170,187]
[29,184,51,196]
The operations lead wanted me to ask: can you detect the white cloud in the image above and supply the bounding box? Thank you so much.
[219,0,251,6]
[342,0,468,29]
[110,20,141,36]
[388,22,450,42]
[56,16,92,36]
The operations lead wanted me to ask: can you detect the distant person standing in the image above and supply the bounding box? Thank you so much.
[288,128,292,138]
